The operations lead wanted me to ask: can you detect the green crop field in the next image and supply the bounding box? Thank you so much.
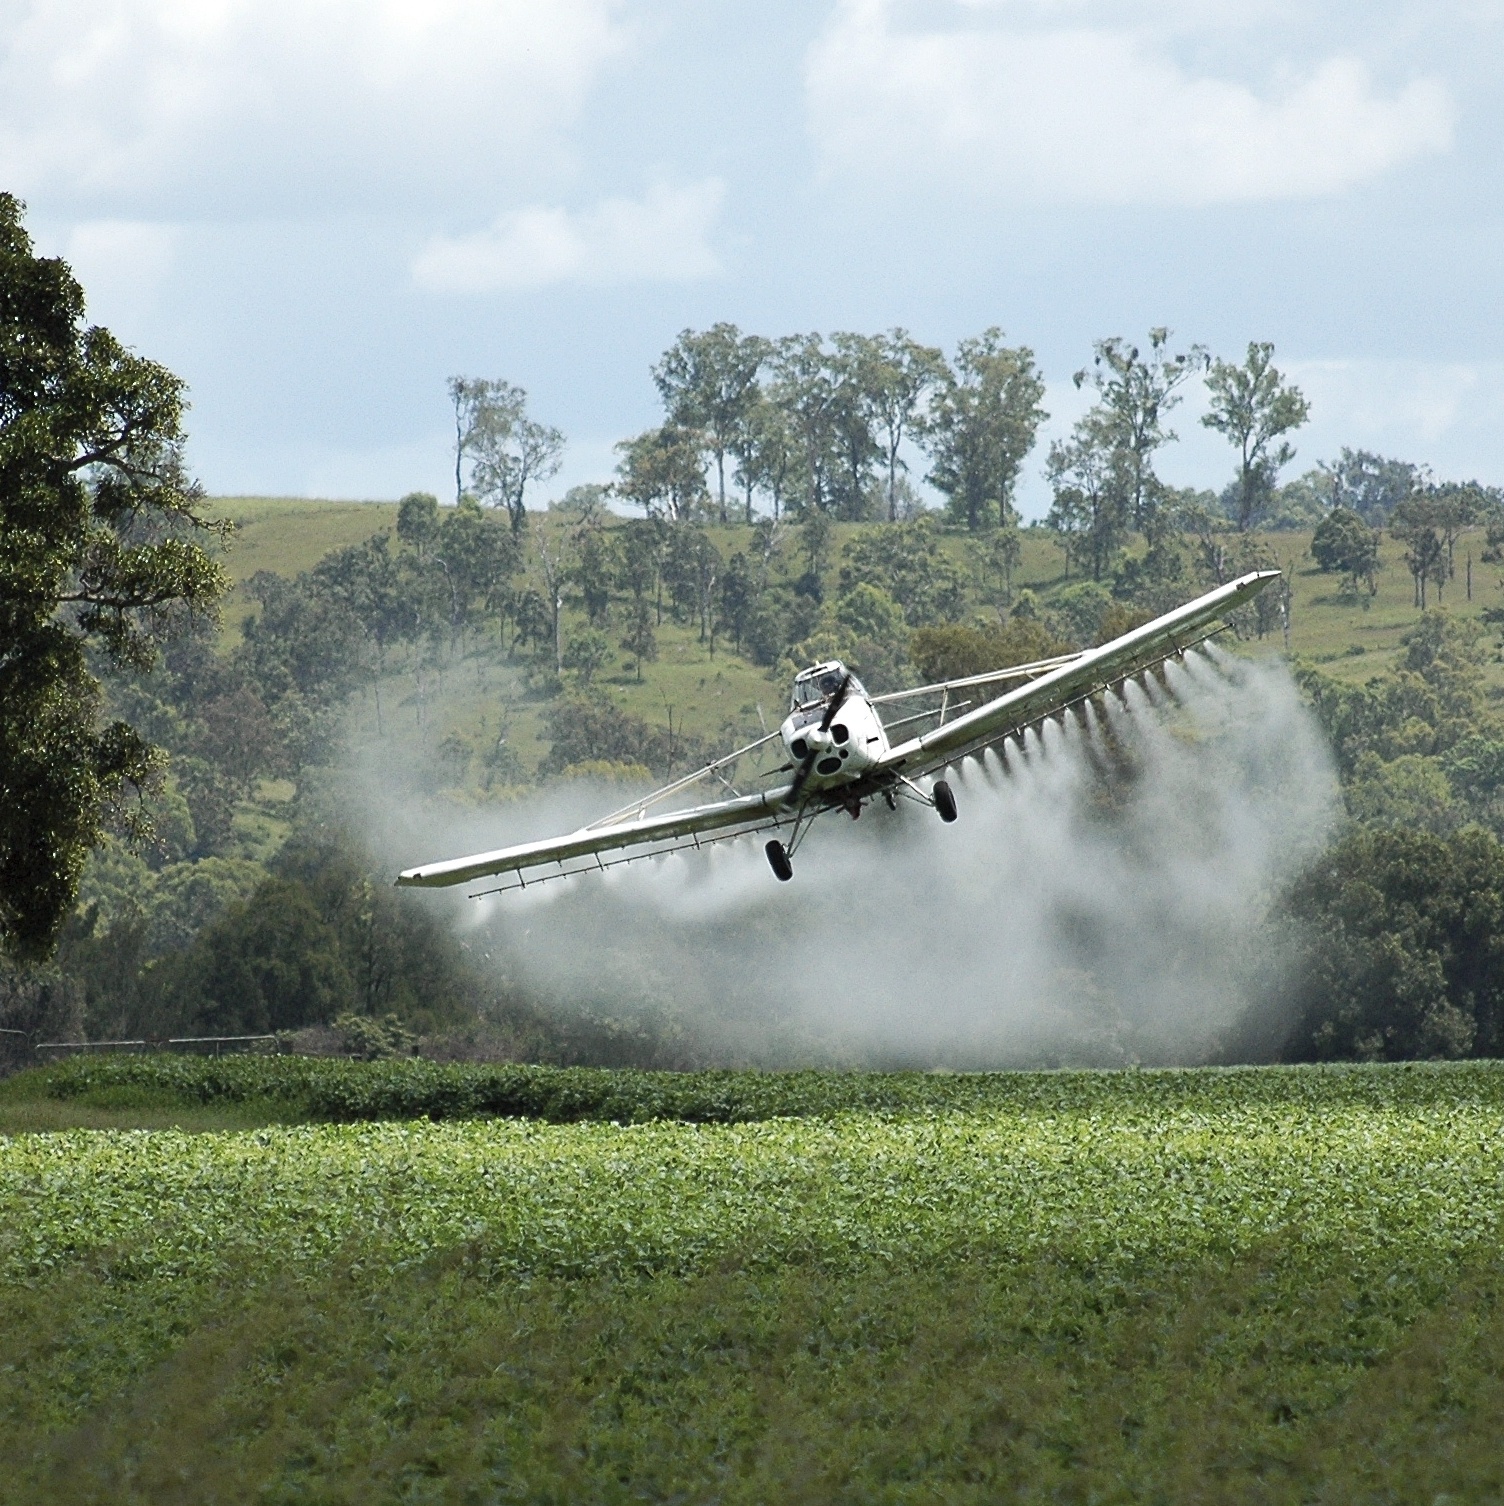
[4,1056,1504,1502]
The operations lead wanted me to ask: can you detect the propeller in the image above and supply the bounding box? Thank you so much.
[786,672,851,807]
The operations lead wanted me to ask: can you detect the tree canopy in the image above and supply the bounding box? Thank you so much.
[0,193,227,960]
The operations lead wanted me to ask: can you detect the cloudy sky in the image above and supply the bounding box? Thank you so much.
[4,0,1501,515]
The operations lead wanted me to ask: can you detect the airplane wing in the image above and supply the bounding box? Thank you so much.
[398,727,814,891]
[395,784,796,890]
[875,568,1280,783]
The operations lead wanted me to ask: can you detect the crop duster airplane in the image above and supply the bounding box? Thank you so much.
[398,570,1279,895]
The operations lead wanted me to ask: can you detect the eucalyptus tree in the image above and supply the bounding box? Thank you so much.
[0,193,227,958]
[771,334,842,517]
[615,424,710,521]
[1311,506,1381,596]
[653,323,769,524]
[867,326,945,521]
[1202,341,1310,531]
[1072,327,1206,542]
[827,333,883,519]
[1328,449,1422,525]
[920,329,1047,531]
[1045,431,1121,581]
[733,396,795,521]
[451,376,565,531]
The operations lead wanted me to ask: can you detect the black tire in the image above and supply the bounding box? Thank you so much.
[765,839,794,882]
[933,779,958,823]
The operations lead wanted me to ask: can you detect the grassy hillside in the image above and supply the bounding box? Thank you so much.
[207,496,400,646]
[201,498,1504,772]
[3,1057,1503,1501]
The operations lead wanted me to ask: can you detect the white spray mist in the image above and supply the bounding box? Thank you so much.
[368,648,1338,1068]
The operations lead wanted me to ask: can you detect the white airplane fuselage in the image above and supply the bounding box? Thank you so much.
[778,662,890,794]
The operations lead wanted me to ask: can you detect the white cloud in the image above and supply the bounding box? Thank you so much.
[411,179,725,293]
[806,0,1455,203]
[0,0,627,214]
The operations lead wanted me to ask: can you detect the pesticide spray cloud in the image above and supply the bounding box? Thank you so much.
[373,648,1338,1068]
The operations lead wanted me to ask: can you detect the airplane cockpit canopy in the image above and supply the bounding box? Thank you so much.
[790,660,865,711]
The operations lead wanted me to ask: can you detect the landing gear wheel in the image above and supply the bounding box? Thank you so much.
[765,839,794,882]
[933,780,958,823]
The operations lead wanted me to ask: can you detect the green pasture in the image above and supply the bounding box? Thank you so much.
[206,496,400,647]
[4,1056,1504,1502]
[193,498,1504,805]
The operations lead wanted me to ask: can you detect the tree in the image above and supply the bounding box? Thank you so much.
[716,551,757,653]
[799,510,834,599]
[920,329,1047,531]
[662,527,720,647]
[454,377,565,532]
[1071,328,1206,542]
[1311,506,1380,595]
[1202,341,1310,531]
[1390,495,1449,608]
[826,333,883,520]
[446,377,494,505]
[652,324,768,524]
[838,516,964,627]
[910,619,1072,682]
[1421,481,1488,583]
[0,194,227,960]
[619,598,657,682]
[614,424,709,521]
[857,329,947,522]
[312,533,415,734]
[1280,828,1504,1062]
[432,497,522,646]
[562,629,610,686]
[613,517,667,626]
[975,524,1022,614]
[1046,431,1122,581]
[396,491,440,559]
[572,520,613,626]
[1327,449,1421,525]
[734,396,796,522]
[771,334,841,517]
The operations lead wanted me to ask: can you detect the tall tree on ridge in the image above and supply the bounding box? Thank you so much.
[920,329,1046,531]
[451,377,565,532]
[771,333,841,517]
[1073,328,1205,543]
[653,324,768,524]
[858,328,948,522]
[1202,341,1310,531]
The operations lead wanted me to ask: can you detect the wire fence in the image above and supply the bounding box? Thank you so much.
[2,1031,284,1062]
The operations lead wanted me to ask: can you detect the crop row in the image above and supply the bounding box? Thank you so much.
[5,1092,1504,1289]
[13,1052,1504,1125]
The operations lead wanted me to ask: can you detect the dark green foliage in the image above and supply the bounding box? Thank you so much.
[0,194,227,959]
[921,328,1047,530]
[161,877,353,1035]
[910,618,1071,682]
[61,836,482,1040]
[1201,341,1309,531]
[837,514,964,626]
[394,490,439,556]
[1280,828,1504,1061]
[1311,505,1381,593]
[17,1050,1504,1126]
[540,696,703,778]
[541,695,662,773]
[1298,612,1495,778]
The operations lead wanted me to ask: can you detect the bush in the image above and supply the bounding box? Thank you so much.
[1278,827,1504,1062]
